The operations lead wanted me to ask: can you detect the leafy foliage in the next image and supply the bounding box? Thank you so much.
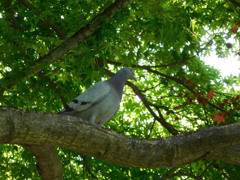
[0,0,239,179]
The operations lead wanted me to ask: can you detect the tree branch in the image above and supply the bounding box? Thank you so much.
[24,145,63,180]
[127,81,179,135]
[0,0,136,93]
[0,107,64,179]
[0,108,240,168]
[206,145,240,165]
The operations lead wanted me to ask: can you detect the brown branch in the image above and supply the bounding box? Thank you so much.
[24,145,63,180]
[1,108,240,168]
[0,0,136,94]
[147,119,156,138]
[206,145,240,165]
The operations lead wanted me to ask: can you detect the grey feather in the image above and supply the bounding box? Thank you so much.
[60,67,136,125]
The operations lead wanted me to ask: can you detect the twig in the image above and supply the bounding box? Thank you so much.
[147,119,156,138]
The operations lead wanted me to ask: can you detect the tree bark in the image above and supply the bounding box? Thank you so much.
[207,145,240,165]
[24,145,63,180]
[0,108,240,169]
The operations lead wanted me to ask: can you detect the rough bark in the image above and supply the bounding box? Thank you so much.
[24,145,63,180]
[207,145,240,165]
[0,108,240,169]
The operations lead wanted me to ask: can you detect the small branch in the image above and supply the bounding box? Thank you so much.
[149,102,174,114]
[147,119,156,138]
[200,161,216,176]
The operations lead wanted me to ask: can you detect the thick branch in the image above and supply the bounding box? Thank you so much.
[0,0,135,93]
[24,145,63,180]
[207,145,240,165]
[0,108,240,168]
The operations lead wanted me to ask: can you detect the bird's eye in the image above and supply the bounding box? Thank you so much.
[129,69,132,72]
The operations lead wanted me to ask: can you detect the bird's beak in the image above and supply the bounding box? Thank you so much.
[132,76,137,81]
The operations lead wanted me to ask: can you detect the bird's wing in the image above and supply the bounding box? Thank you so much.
[60,81,111,113]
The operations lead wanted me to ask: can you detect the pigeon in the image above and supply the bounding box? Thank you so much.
[60,67,136,125]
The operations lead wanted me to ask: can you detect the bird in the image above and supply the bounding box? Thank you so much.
[60,67,136,125]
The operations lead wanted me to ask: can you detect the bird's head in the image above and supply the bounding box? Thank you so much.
[119,67,136,81]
